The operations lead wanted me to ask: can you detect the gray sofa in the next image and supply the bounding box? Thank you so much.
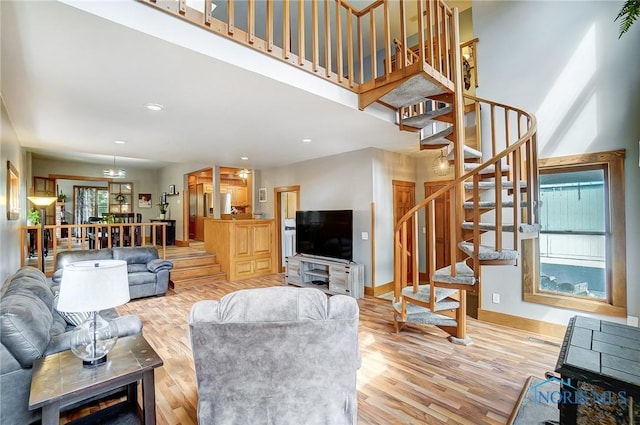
[0,266,143,425]
[189,286,360,425]
[52,247,173,299]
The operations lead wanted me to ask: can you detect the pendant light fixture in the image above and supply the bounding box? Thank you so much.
[432,149,451,176]
[103,155,126,179]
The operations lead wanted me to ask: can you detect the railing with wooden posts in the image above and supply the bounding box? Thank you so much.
[140,0,458,93]
[394,95,539,301]
[21,222,169,274]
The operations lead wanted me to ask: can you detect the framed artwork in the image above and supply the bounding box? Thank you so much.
[138,193,152,208]
[168,184,176,195]
[6,161,19,220]
[258,187,267,203]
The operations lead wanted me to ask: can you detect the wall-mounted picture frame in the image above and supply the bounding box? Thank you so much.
[6,161,19,220]
[138,193,152,208]
[168,184,176,195]
[258,187,267,203]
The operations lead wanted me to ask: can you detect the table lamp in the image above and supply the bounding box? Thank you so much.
[57,260,130,367]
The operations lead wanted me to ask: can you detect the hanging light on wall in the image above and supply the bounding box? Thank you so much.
[103,156,126,179]
[432,149,451,176]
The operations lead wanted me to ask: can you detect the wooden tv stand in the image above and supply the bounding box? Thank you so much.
[285,255,364,299]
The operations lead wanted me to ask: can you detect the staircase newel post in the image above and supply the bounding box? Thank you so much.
[450,7,466,263]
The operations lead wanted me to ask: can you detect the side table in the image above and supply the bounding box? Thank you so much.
[29,334,163,425]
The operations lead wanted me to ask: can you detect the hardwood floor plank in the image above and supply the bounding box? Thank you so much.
[61,271,561,425]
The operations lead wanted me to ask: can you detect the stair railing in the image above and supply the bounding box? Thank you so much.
[394,95,538,301]
[140,0,456,92]
[21,222,170,275]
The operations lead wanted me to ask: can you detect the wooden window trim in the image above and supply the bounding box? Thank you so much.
[522,150,627,317]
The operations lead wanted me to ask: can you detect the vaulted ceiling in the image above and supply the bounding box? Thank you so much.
[2,0,458,171]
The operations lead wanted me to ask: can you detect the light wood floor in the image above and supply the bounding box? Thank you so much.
[63,273,562,425]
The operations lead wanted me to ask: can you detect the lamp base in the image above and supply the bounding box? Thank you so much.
[83,355,108,368]
[70,312,119,367]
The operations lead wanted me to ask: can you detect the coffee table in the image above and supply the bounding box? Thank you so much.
[29,334,163,425]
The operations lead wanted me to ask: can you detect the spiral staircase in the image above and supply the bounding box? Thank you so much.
[358,24,540,346]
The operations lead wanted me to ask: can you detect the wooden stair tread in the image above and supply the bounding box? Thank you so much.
[420,126,453,148]
[378,74,450,109]
[393,303,458,326]
[461,222,541,235]
[172,273,226,288]
[170,254,218,268]
[458,242,519,262]
[401,105,453,128]
[449,145,482,160]
[171,264,222,280]
[463,180,528,190]
[431,262,476,286]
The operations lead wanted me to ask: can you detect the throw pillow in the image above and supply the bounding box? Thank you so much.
[53,292,91,327]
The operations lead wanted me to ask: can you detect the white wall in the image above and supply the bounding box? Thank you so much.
[1,98,26,282]
[260,148,378,286]
[372,149,418,286]
[474,0,640,324]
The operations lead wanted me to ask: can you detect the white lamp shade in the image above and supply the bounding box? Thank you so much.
[57,260,130,312]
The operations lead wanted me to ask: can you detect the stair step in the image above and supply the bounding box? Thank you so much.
[379,74,449,108]
[172,272,227,288]
[449,145,482,160]
[420,126,454,148]
[463,162,511,174]
[463,180,528,190]
[401,284,457,303]
[462,200,531,209]
[458,242,519,262]
[171,264,222,280]
[432,262,476,286]
[461,222,542,236]
[170,253,217,268]
[401,106,453,128]
[393,303,458,327]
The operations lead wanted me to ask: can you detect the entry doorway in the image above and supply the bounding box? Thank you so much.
[274,186,300,272]
[187,168,213,241]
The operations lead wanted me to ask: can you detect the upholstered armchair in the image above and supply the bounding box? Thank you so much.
[189,286,360,425]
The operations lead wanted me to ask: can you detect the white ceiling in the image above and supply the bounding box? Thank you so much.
[0,0,443,172]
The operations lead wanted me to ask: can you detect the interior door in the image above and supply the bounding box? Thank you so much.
[189,184,196,239]
[425,181,451,278]
[393,180,416,282]
[195,183,205,241]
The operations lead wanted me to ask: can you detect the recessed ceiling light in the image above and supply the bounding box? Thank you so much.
[145,103,164,111]
[114,140,126,144]
[302,138,312,143]
[240,156,249,161]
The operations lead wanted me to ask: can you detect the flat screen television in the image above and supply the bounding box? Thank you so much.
[295,210,353,262]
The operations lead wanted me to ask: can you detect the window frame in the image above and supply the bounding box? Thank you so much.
[522,150,627,317]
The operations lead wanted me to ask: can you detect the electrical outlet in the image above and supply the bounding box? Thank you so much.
[422,227,426,234]
[492,293,501,304]
[361,232,369,240]
[627,316,639,327]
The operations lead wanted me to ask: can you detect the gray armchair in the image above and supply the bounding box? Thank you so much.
[189,286,360,425]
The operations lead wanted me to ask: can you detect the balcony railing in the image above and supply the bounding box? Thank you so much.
[140,0,459,93]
